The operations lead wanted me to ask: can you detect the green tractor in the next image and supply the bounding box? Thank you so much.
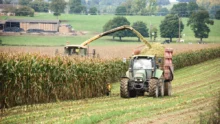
[121,54,174,98]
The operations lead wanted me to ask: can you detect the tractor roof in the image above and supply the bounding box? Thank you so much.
[65,45,87,49]
[131,55,155,58]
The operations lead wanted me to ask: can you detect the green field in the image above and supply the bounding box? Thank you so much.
[1,13,220,46]
[0,35,144,46]
[1,58,220,124]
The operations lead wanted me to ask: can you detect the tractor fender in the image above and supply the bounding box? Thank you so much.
[154,69,163,79]
[126,71,129,78]
[126,71,133,79]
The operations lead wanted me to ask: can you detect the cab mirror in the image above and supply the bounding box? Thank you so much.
[123,58,126,63]
[158,58,162,63]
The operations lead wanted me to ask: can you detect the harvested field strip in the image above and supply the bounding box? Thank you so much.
[129,97,216,124]
[1,58,220,124]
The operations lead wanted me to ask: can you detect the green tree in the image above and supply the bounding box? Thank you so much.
[215,9,220,19]
[158,7,169,16]
[2,6,16,13]
[89,0,99,7]
[209,5,220,18]
[15,6,35,17]
[19,0,32,5]
[121,0,132,15]
[131,0,146,15]
[103,16,130,41]
[177,0,196,2]
[29,0,49,12]
[4,0,12,4]
[187,2,199,16]
[50,0,66,18]
[149,26,158,41]
[148,0,157,15]
[160,14,184,42]
[130,21,148,41]
[115,6,127,15]
[171,3,188,17]
[156,0,170,5]
[69,0,85,13]
[187,10,214,42]
[89,7,97,15]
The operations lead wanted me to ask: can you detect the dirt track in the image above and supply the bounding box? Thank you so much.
[0,43,220,59]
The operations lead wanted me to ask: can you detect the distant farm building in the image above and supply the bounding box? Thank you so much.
[0,19,76,35]
[3,19,60,32]
[59,24,73,34]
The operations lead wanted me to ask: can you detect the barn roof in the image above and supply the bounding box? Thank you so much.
[6,19,60,23]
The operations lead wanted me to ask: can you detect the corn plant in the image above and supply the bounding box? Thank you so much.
[0,53,128,107]
[0,46,219,108]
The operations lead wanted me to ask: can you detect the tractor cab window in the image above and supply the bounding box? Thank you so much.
[133,58,153,79]
[69,48,79,55]
[65,47,87,56]
[79,48,87,56]
[133,58,152,70]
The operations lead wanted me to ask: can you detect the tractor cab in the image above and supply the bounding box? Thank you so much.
[64,45,87,56]
[121,55,166,98]
[127,55,157,81]
[130,55,156,82]
[126,55,157,91]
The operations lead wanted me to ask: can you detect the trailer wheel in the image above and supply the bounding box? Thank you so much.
[149,79,159,97]
[164,82,172,96]
[159,80,164,97]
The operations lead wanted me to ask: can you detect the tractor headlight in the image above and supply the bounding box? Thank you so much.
[135,78,143,82]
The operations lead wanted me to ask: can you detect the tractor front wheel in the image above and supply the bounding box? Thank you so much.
[149,79,159,97]
[120,78,130,98]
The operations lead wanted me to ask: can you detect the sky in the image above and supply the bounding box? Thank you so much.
[170,0,178,2]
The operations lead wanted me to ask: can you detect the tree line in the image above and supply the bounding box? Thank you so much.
[1,0,220,20]
[0,0,218,42]
[104,2,215,43]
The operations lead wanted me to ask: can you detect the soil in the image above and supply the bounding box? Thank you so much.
[0,43,220,59]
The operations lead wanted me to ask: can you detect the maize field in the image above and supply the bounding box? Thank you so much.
[0,47,220,108]
[0,54,128,107]
[173,47,220,69]
[1,58,220,124]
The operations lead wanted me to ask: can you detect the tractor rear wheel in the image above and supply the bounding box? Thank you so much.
[120,78,129,98]
[164,82,172,96]
[149,79,159,97]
